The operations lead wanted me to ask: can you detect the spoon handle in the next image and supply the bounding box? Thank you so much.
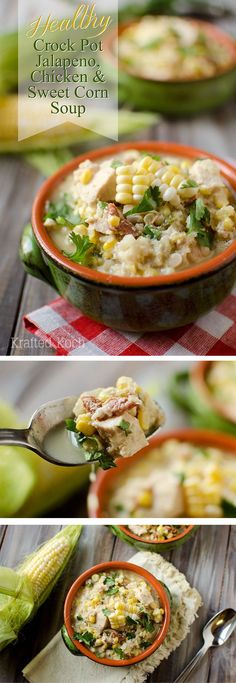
[174,643,209,683]
[0,428,29,447]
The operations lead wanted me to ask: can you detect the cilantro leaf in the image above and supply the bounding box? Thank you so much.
[139,612,155,633]
[143,225,162,240]
[64,234,95,265]
[126,615,138,626]
[125,186,161,216]
[187,199,214,249]
[113,647,126,659]
[98,200,108,210]
[175,472,186,485]
[180,179,198,189]
[73,631,95,646]
[44,195,80,227]
[111,160,123,169]
[104,576,115,588]
[65,418,77,432]
[118,419,132,436]
[107,586,119,595]
[103,608,111,616]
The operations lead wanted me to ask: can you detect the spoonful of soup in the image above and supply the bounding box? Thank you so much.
[0,377,165,468]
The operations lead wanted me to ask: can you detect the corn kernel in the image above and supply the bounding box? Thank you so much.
[80,168,93,184]
[181,160,191,170]
[103,238,117,251]
[88,615,96,624]
[170,174,184,188]
[137,490,153,507]
[162,170,173,184]
[138,406,149,431]
[223,217,234,230]
[76,413,95,436]
[108,215,120,228]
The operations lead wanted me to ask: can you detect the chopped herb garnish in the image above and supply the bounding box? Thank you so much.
[187,198,214,248]
[76,615,83,621]
[107,586,119,595]
[143,225,162,240]
[111,160,123,169]
[98,200,108,209]
[126,615,138,626]
[139,612,155,633]
[141,38,163,49]
[118,419,132,436]
[104,576,116,588]
[65,418,77,432]
[141,640,152,649]
[73,631,95,646]
[115,504,124,511]
[103,608,111,616]
[113,647,126,659]
[125,186,161,216]
[44,195,80,227]
[180,179,198,189]
[199,448,210,458]
[175,472,186,485]
[63,234,95,265]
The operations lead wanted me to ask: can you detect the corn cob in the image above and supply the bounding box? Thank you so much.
[0,526,82,651]
[18,526,82,606]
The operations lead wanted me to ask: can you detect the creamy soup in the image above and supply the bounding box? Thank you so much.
[105,439,236,518]
[118,16,235,81]
[44,150,236,277]
[71,569,164,660]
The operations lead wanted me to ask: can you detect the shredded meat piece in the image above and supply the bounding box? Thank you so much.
[92,395,141,421]
[108,203,140,236]
[82,395,102,414]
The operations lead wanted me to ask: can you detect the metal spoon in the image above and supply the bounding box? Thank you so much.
[174,608,236,683]
[0,396,162,467]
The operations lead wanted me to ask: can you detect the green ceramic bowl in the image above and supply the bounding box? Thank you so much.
[110,525,197,553]
[20,141,236,333]
[104,19,236,116]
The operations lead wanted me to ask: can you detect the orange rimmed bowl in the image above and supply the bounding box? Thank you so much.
[104,18,236,115]
[87,428,236,518]
[20,141,236,332]
[62,560,171,667]
[110,524,197,553]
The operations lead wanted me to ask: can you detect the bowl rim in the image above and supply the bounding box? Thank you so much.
[118,524,195,544]
[32,140,236,289]
[63,559,170,667]
[105,17,236,86]
[88,427,236,517]
[191,360,236,425]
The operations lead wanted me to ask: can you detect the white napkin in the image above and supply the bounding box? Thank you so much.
[23,551,202,683]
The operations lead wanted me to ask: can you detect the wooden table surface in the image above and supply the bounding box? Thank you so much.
[0,524,235,683]
[0,1,236,355]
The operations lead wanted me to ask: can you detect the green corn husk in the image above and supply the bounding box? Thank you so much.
[0,526,82,651]
[169,371,236,436]
[0,401,90,517]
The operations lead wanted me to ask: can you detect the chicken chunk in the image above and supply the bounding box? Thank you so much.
[151,472,185,516]
[92,411,148,458]
[189,159,224,190]
[73,164,116,203]
[93,609,109,635]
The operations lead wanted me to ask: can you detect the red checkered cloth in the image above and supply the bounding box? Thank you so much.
[23,287,236,355]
